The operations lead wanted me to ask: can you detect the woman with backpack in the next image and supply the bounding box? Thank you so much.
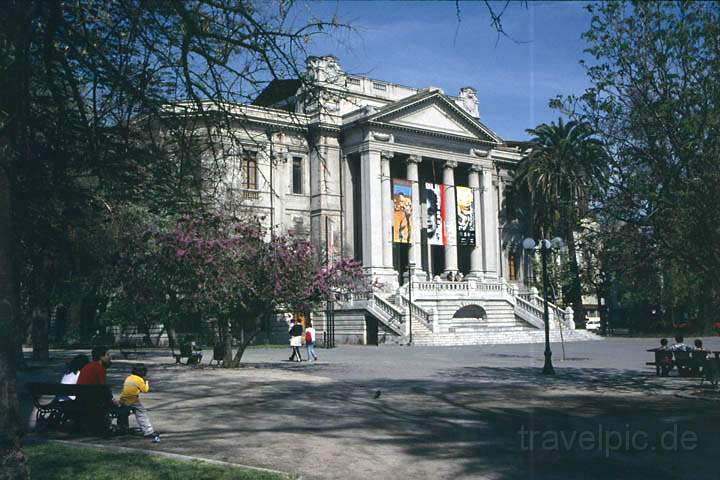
[305,321,318,362]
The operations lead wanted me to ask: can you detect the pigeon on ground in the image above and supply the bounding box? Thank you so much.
[374,389,381,399]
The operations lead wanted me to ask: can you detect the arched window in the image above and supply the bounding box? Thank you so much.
[241,154,257,190]
[453,305,487,320]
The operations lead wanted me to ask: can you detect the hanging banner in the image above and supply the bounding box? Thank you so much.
[456,186,476,246]
[425,182,444,245]
[392,179,412,243]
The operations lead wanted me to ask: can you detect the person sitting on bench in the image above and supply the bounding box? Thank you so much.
[670,335,691,352]
[57,354,89,402]
[190,341,203,364]
[76,346,116,430]
[77,346,111,385]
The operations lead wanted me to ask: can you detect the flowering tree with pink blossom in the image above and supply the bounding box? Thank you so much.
[113,212,364,367]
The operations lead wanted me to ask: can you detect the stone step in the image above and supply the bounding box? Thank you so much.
[412,330,601,346]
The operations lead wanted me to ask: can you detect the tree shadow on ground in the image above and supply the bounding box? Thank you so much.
[19,358,720,480]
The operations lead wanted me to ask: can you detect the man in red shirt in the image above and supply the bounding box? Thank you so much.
[76,346,115,431]
[77,346,111,384]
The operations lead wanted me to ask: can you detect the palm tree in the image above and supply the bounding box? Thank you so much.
[509,118,607,325]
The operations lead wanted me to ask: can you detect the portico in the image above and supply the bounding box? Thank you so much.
[344,90,506,288]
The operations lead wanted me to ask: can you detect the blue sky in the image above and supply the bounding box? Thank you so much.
[301,1,593,140]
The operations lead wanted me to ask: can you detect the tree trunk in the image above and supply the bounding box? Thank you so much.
[566,229,586,326]
[154,324,166,347]
[221,317,233,367]
[31,305,50,360]
[167,325,177,352]
[0,167,28,479]
[229,326,261,368]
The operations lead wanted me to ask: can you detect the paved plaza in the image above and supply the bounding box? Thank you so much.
[19,338,720,480]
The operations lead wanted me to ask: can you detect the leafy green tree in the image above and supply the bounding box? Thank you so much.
[553,1,720,332]
[0,1,348,475]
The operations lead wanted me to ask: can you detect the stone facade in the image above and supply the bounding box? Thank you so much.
[191,56,595,346]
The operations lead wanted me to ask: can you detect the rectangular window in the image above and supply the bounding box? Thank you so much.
[346,77,361,86]
[373,82,387,92]
[241,153,257,190]
[292,157,303,194]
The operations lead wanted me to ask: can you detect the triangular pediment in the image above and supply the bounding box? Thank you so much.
[390,104,476,137]
[367,91,502,144]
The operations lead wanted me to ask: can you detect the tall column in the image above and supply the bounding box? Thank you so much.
[443,161,458,274]
[481,167,498,276]
[467,165,483,278]
[380,151,394,270]
[360,149,385,273]
[496,172,505,279]
[406,155,423,279]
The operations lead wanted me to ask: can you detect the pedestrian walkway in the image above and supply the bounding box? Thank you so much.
[19,339,720,480]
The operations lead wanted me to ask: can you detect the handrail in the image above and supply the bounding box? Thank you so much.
[366,293,405,336]
[515,295,545,329]
[515,293,571,330]
[398,295,434,332]
[373,294,405,317]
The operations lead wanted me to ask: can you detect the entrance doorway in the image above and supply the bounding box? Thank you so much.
[431,245,445,277]
[365,315,378,345]
[394,243,409,285]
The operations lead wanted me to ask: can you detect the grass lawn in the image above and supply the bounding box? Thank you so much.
[25,442,290,480]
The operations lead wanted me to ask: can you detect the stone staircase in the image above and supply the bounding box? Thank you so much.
[410,325,599,346]
[357,280,601,346]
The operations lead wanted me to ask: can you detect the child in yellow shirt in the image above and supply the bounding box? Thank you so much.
[119,364,160,443]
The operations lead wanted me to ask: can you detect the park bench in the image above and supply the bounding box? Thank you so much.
[700,356,720,387]
[646,349,673,376]
[173,342,202,365]
[673,350,692,376]
[28,382,131,435]
[690,350,710,377]
[119,336,146,359]
[646,349,719,379]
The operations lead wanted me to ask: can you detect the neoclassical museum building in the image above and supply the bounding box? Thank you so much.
[205,55,595,346]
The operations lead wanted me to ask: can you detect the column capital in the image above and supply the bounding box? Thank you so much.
[444,160,459,169]
[469,163,483,173]
[406,154,422,165]
[380,150,394,162]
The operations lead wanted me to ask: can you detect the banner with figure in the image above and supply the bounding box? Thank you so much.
[456,186,475,246]
[392,180,412,243]
[425,182,445,245]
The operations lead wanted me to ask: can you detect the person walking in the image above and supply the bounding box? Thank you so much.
[305,321,318,362]
[289,319,303,362]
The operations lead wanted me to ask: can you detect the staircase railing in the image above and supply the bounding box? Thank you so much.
[397,295,434,332]
[367,293,405,336]
[514,291,575,330]
[514,295,546,330]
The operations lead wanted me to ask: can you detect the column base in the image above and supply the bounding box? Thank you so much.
[465,271,484,280]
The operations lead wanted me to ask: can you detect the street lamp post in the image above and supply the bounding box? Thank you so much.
[407,261,415,346]
[523,237,564,375]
